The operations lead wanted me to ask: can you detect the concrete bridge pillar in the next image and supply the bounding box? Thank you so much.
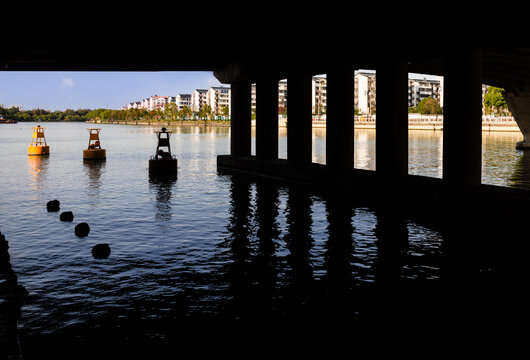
[504,90,530,149]
[443,49,483,186]
[287,72,313,164]
[326,67,354,170]
[230,81,251,157]
[256,77,279,160]
[376,58,409,178]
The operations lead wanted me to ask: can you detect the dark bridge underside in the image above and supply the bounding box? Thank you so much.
[2,2,530,91]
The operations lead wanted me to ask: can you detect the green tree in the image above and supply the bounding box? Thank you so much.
[199,105,212,120]
[180,105,192,120]
[483,86,508,115]
[416,97,442,114]
[164,102,178,121]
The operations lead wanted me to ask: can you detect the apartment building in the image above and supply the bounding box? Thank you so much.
[124,95,172,111]
[313,76,326,117]
[125,101,142,110]
[207,86,230,115]
[147,95,172,111]
[408,77,443,107]
[355,72,377,115]
[279,79,287,114]
[354,72,443,114]
[191,89,208,112]
[174,94,191,110]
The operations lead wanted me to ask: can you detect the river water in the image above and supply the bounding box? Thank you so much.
[0,122,527,357]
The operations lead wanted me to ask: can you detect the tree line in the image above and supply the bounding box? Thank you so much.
[0,107,92,122]
[1,86,509,122]
[0,103,229,122]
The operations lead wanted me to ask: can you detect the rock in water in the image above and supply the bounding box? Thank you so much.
[75,222,90,237]
[60,211,74,222]
[92,243,111,259]
[46,200,60,212]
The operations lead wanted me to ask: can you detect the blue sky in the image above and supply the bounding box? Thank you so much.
[0,71,222,111]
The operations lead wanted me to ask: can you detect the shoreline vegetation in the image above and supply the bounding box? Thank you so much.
[0,86,509,123]
[0,107,224,123]
[1,105,519,132]
[1,89,519,131]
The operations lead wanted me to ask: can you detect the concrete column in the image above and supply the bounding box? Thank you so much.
[256,78,279,160]
[326,67,354,170]
[376,58,409,178]
[443,49,483,185]
[230,81,251,157]
[287,72,312,164]
[503,90,530,149]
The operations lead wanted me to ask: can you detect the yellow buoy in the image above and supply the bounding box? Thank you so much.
[149,127,177,178]
[28,125,50,156]
[83,128,106,160]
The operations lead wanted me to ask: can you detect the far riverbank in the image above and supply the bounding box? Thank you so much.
[88,114,521,132]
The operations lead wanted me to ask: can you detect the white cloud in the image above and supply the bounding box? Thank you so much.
[60,77,75,88]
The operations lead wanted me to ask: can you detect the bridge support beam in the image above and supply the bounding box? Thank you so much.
[230,81,251,157]
[504,90,530,149]
[326,67,354,170]
[376,58,409,178]
[256,77,279,160]
[287,72,313,164]
[443,49,483,186]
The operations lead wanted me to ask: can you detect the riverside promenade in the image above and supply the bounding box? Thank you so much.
[88,115,520,132]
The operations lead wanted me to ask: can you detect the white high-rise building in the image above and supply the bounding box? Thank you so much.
[312,76,327,116]
[191,89,208,112]
[408,76,442,107]
[355,71,376,115]
[207,86,230,115]
[175,94,191,110]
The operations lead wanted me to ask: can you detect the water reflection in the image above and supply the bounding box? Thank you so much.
[218,170,530,351]
[374,206,409,287]
[323,194,355,294]
[408,130,443,178]
[278,128,530,188]
[220,173,472,349]
[354,129,376,170]
[83,160,105,200]
[149,177,176,223]
[509,149,530,189]
[27,155,49,192]
[6,123,528,357]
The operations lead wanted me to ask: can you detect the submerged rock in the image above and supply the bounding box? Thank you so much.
[59,211,74,222]
[74,222,90,237]
[91,243,111,259]
[46,200,60,212]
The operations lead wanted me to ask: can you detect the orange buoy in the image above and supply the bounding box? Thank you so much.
[148,127,177,178]
[83,128,106,160]
[28,125,50,156]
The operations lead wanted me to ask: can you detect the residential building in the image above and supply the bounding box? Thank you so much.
[191,89,208,112]
[279,79,287,115]
[141,95,171,111]
[207,86,230,115]
[408,77,442,107]
[125,101,142,110]
[312,76,326,117]
[174,94,191,110]
[355,72,376,115]
[251,83,256,111]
